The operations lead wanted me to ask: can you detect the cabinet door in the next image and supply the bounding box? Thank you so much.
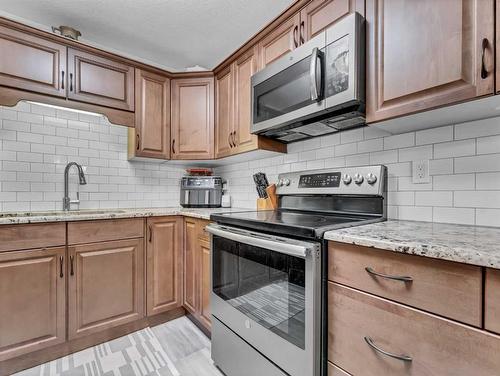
[233,47,259,153]
[171,77,214,160]
[215,65,234,158]
[0,25,66,97]
[0,247,66,361]
[146,217,183,316]
[68,238,144,339]
[134,69,171,159]
[199,237,212,331]
[258,13,301,69]
[300,0,364,42]
[183,218,199,314]
[67,48,135,111]
[366,0,494,123]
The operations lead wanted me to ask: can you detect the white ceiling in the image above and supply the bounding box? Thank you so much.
[0,0,295,71]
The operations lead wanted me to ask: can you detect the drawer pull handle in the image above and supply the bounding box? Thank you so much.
[364,336,413,362]
[365,267,413,282]
[59,256,64,278]
[70,255,74,276]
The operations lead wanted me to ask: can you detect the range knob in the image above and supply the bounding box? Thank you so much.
[277,179,284,187]
[353,173,364,185]
[366,173,377,185]
[342,174,352,185]
[283,178,291,186]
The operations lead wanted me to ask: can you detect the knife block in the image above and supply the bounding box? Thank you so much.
[256,184,278,211]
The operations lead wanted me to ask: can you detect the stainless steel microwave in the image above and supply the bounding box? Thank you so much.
[251,13,365,143]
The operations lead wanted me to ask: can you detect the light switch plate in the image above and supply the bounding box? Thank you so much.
[412,160,430,184]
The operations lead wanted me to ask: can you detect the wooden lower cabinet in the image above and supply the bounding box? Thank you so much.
[68,238,144,339]
[146,217,183,316]
[486,268,500,334]
[0,247,66,362]
[183,218,211,332]
[329,282,500,376]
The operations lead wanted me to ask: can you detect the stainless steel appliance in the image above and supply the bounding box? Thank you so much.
[180,176,223,208]
[207,165,387,376]
[251,13,365,143]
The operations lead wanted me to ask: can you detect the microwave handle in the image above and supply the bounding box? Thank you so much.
[310,47,322,101]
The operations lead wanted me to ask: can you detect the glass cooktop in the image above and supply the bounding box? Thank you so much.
[211,209,376,239]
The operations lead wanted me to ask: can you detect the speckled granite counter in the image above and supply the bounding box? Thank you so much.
[324,220,500,269]
[0,207,251,225]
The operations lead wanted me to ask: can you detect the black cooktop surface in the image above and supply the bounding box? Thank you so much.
[210,209,379,239]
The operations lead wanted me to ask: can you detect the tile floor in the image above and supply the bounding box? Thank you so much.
[14,317,224,376]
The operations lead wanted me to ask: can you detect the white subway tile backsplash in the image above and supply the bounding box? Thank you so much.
[476,172,500,190]
[454,191,500,208]
[434,139,475,159]
[433,174,475,190]
[398,206,433,221]
[455,154,500,173]
[476,134,500,155]
[455,117,500,140]
[476,208,500,227]
[384,133,415,150]
[398,145,433,162]
[433,207,475,225]
[416,126,453,145]
[415,191,453,207]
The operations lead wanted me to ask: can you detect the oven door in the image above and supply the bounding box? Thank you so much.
[251,31,326,134]
[207,224,321,376]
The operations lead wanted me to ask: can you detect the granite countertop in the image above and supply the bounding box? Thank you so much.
[0,207,251,225]
[324,220,500,269]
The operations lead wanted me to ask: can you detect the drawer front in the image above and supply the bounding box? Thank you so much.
[328,242,482,326]
[0,223,66,252]
[328,283,500,376]
[486,268,500,334]
[68,218,144,245]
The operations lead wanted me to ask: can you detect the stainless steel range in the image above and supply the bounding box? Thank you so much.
[206,165,387,376]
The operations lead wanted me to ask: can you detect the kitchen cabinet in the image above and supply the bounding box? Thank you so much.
[365,0,495,123]
[67,48,135,111]
[68,238,144,339]
[486,269,500,334]
[129,69,171,159]
[300,0,365,41]
[146,217,183,316]
[0,25,66,97]
[215,47,286,158]
[0,247,66,362]
[171,77,215,160]
[183,217,212,332]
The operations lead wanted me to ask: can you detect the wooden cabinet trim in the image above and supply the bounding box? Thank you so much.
[215,65,234,158]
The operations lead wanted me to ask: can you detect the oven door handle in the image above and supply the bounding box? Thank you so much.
[206,224,318,259]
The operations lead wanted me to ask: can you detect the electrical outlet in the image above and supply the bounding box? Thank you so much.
[412,160,430,184]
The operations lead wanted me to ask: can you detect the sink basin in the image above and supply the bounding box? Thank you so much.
[0,209,128,218]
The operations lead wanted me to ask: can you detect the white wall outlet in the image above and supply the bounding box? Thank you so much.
[412,160,430,184]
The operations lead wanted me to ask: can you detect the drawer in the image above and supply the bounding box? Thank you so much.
[328,283,500,376]
[328,242,482,326]
[486,268,500,334]
[0,223,66,252]
[328,362,351,376]
[68,218,144,245]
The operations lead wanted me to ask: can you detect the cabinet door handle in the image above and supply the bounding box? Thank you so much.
[136,134,140,150]
[365,267,413,282]
[228,132,232,148]
[293,25,299,48]
[69,73,73,91]
[364,337,412,362]
[232,131,237,147]
[149,225,153,242]
[300,21,305,44]
[481,38,489,79]
[61,70,65,90]
[172,139,176,154]
[59,256,64,278]
[70,255,74,276]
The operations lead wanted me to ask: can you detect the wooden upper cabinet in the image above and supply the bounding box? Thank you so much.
[171,77,215,160]
[0,247,66,362]
[258,13,301,68]
[300,0,365,41]
[68,238,144,339]
[366,0,495,123]
[233,47,259,154]
[133,68,171,159]
[67,48,135,111]
[0,25,66,97]
[215,66,234,158]
[146,217,183,316]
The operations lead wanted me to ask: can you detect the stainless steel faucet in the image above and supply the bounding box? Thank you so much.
[63,162,87,211]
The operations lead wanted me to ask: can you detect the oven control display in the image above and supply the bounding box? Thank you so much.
[298,172,341,188]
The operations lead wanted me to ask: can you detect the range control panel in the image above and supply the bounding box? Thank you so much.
[298,172,341,188]
[276,165,386,196]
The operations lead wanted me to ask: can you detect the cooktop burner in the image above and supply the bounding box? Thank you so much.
[210,209,375,239]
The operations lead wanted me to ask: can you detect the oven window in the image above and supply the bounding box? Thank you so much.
[212,235,306,349]
[253,55,316,124]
